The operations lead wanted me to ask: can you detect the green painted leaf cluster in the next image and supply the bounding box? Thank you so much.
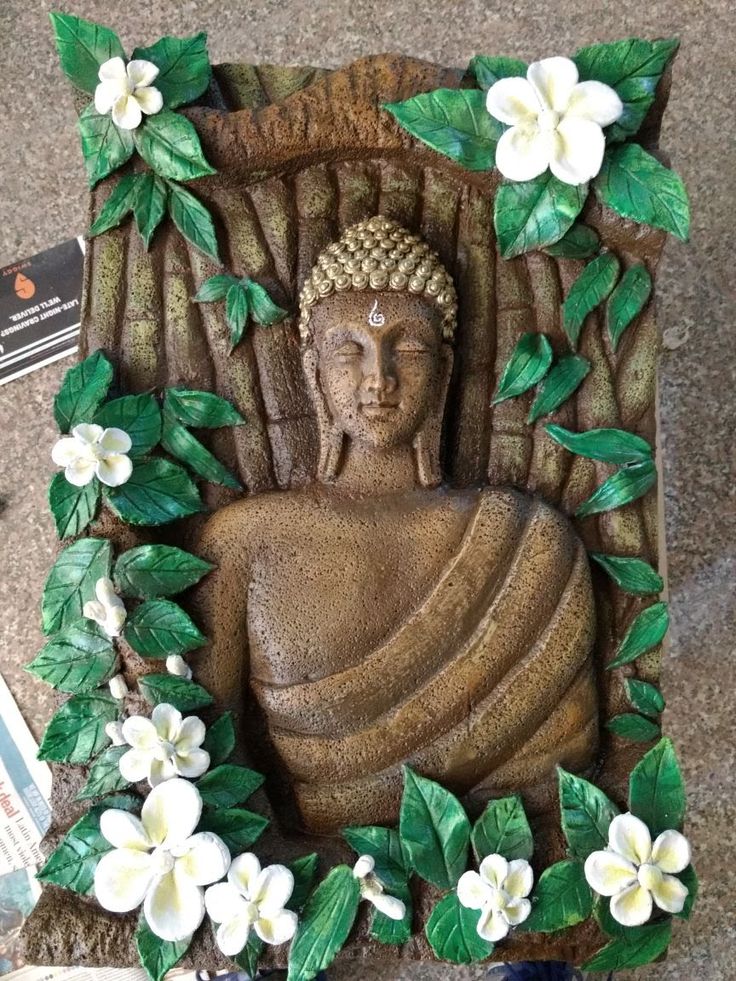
[558,767,619,860]
[471,795,533,862]
[469,55,527,89]
[608,601,669,669]
[138,673,212,710]
[562,252,620,347]
[425,892,494,964]
[545,423,652,465]
[38,693,118,764]
[589,552,663,595]
[527,354,590,423]
[287,865,361,981]
[492,333,553,405]
[606,713,661,742]
[27,620,116,694]
[196,763,264,807]
[607,264,652,351]
[105,458,202,525]
[495,172,587,258]
[41,538,112,634]
[123,599,205,658]
[399,766,470,890]
[132,33,211,108]
[576,459,657,518]
[113,543,214,598]
[54,350,113,433]
[135,914,191,981]
[195,274,288,350]
[522,859,592,933]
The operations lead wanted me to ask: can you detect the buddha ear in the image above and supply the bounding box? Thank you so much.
[414,344,453,488]
[302,346,343,482]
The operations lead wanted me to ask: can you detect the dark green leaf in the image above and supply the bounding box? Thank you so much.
[133,173,168,249]
[167,183,220,261]
[135,915,191,981]
[198,807,268,851]
[201,712,236,766]
[371,879,412,946]
[48,474,100,540]
[78,107,135,187]
[287,865,361,981]
[54,350,114,433]
[425,892,494,964]
[469,55,527,89]
[628,737,686,835]
[575,459,657,518]
[194,273,240,302]
[625,679,666,717]
[562,252,620,347]
[105,458,201,525]
[196,763,264,807]
[399,766,470,890]
[593,895,627,938]
[41,537,112,635]
[89,174,141,237]
[134,110,216,181]
[471,795,533,863]
[164,387,245,428]
[606,713,661,742]
[132,33,211,108]
[558,767,619,860]
[589,552,663,595]
[226,283,250,349]
[574,38,679,142]
[384,89,502,171]
[49,12,125,93]
[38,693,118,763]
[123,599,205,658]
[608,601,669,669]
[494,172,588,258]
[544,223,600,259]
[288,853,320,912]
[675,864,698,919]
[492,333,553,405]
[522,859,592,933]
[114,544,214,599]
[27,620,116,694]
[545,423,652,465]
[138,673,213,711]
[161,413,242,490]
[246,280,288,325]
[235,937,263,977]
[94,394,162,457]
[607,263,653,351]
[595,144,690,241]
[342,826,408,890]
[528,354,590,423]
[582,919,671,971]
[76,746,131,800]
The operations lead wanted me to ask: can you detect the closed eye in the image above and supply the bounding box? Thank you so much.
[395,339,430,354]
[335,341,363,362]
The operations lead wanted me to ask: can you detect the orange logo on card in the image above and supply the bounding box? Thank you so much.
[15,272,35,300]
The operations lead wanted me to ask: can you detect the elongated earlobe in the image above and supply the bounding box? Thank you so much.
[413,345,453,488]
[302,347,344,482]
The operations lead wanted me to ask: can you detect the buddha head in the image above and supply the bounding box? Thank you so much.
[298,216,458,486]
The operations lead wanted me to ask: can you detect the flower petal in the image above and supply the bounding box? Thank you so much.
[83,599,107,627]
[479,854,509,891]
[215,913,252,956]
[94,848,154,912]
[370,892,406,921]
[477,906,510,942]
[253,864,294,913]
[122,715,159,751]
[64,459,97,486]
[174,748,210,779]
[566,80,623,127]
[141,777,202,847]
[486,76,541,126]
[527,56,579,112]
[229,852,262,900]
[118,748,154,784]
[495,126,551,182]
[650,872,689,914]
[51,436,82,467]
[127,59,159,88]
[72,423,104,445]
[352,855,375,879]
[144,869,204,942]
[99,427,132,454]
[112,95,142,131]
[175,832,231,886]
[504,859,534,900]
[96,454,133,487]
[457,870,490,910]
[550,118,605,185]
[99,56,127,82]
[205,881,246,924]
[584,850,638,897]
[255,909,299,946]
[503,897,531,926]
[652,829,691,874]
[608,812,653,866]
[99,809,151,850]
[149,758,178,787]
[135,86,164,116]
[176,716,206,752]
[152,704,183,742]
[610,882,653,927]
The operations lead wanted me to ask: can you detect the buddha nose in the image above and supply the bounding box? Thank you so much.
[363,347,397,397]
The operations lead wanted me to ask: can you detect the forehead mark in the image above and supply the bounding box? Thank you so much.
[367,298,385,328]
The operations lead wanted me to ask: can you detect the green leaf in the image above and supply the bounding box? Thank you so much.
[27,620,116,694]
[544,423,652,465]
[676,864,698,919]
[201,712,236,766]
[132,33,211,108]
[94,393,162,457]
[164,387,245,428]
[235,937,263,977]
[593,895,628,938]
[527,354,590,423]
[133,173,168,249]
[49,12,125,94]
[161,413,242,490]
[543,223,600,259]
[76,746,131,800]
[123,599,205,658]
[399,766,470,890]
[562,252,620,347]
[574,38,679,143]
[589,552,663,595]
[625,679,666,717]
[54,350,114,433]
[287,865,361,981]
[425,892,494,964]
[383,89,501,171]
[134,110,216,181]
[198,807,268,851]
[196,763,264,807]
[469,55,527,89]
[135,915,191,981]
[105,458,201,525]
[48,474,101,540]
[114,544,214,599]
[628,737,686,835]
[492,333,553,405]
[558,767,619,860]
[522,859,592,933]
[370,879,412,946]
[78,107,135,187]
[167,183,220,261]
[38,693,118,764]
[288,853,320,912]
[41,537,112,635]
[342,826,408,890]
[576,459,657,519]
[608,601,669,669]
[194,273,240,302]
[471,795,533,863]
[595,144,690,241]
[606,713,661,742]
[226,282,250,349]
[246,280,288,325]
[138,673,213,711]
[494,172,588,258]
[606,263,652,351]
[89,173,141,237]
[582,918,672,971]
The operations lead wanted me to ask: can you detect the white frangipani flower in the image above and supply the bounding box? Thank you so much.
[457,854,533,942]
[94,778,230,941]
[52,423,133,487]
[584,812,690,926]
[352,855,406,920]
[94,57,164,130]
[119,704,210,787]
[84,577,127,638]
[486,56,623,185]
[166,654,193,680]
[205,853,298,955]
[105,720,126,746]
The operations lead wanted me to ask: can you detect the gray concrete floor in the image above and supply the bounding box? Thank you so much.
[1,1,734,978]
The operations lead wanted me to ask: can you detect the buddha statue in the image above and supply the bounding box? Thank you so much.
[193,216,598,835]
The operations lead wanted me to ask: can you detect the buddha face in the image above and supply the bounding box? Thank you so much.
[310,290,449,450]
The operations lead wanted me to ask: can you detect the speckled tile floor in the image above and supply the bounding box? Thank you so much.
[1,1,734,978]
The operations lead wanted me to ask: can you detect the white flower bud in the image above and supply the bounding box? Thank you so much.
[166,654,192,679]
[105,721,126,746]
[108,674,128,700]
